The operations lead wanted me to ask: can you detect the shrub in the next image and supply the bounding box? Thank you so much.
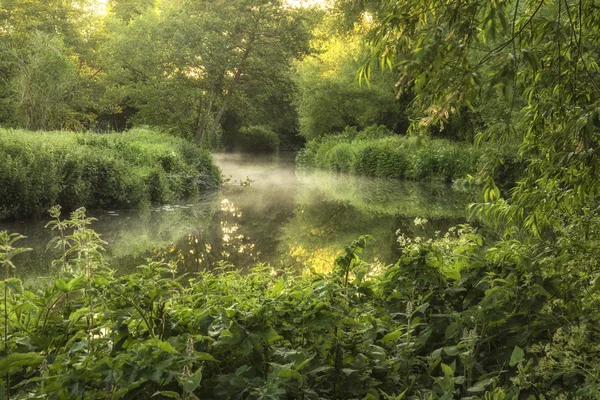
[226,125,280,153]
[0,128,221,220]
[2,220,599,398]
[354,124,392,140]
[352,141,380,176]
[325,142,355,172]
[298,125,500,183]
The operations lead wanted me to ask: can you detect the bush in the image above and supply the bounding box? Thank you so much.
[2,219,599,398]
[297,126,488,183]
[225,125,280,153]
[0,128,222,220]
[325,142,355,172]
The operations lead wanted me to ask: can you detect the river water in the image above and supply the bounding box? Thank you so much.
[1,153,475,282]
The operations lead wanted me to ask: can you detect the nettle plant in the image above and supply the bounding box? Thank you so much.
[0,207,598,398]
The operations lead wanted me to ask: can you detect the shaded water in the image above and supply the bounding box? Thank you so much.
[1,153,475,281]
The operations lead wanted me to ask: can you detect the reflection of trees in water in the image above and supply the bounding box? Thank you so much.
[4,199,221,282]
[151,185,297,273]
[279,197,400,272]
[6,165,475,281]
[120,178,472,275]
[278,181,472,273]
[297,172,474,218]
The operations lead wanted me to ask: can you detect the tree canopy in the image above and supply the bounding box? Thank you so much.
[331,0,600,240]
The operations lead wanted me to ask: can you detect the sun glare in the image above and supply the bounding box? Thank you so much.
[88,0,108,15]
[284,0,330,8]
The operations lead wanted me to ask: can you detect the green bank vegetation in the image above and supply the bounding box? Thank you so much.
[1,209,599,398]
[0,129,221,220]
[297,126,524,185]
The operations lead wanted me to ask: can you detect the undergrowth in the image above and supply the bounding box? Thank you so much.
[0,207,598,399]
[296,126,524,186]
[0,129,221,220]
[222,126,280,154]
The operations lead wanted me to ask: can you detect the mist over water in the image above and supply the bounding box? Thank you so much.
[2,153,475,282]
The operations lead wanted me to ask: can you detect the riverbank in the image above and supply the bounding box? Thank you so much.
[297,132,524,187]
[0,129,221,220]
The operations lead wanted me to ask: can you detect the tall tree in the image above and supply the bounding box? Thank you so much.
[294,15,409,139]
[0,0,107,129]
[103,0,311,144]
[356,0,600,237]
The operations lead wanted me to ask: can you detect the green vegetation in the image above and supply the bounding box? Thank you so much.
[297,126,523,185]
[222,126,281,153]
[1,209,599,398]
[0,129,221,220]
[351,0,600,235]
[293,20,409,141]
[0,0,314,149]
[1,0,600,397]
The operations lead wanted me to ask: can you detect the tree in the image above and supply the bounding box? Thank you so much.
[102,0,312,145]
[9,33,81,130]
[0,0,107,130]
[294,15,410,140]
[356,0,600,237]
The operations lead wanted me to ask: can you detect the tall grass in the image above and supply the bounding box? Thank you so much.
[297,128,523,185]
[0,128,221,220]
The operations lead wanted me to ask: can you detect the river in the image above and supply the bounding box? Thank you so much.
[1,153,475,283]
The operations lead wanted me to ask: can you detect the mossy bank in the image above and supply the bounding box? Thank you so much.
[0,129,221,220]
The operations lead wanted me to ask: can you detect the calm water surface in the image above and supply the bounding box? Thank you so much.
[1,153,475,281]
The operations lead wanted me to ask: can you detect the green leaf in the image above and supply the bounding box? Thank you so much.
[152,391,180,399]
[307,366,332,375]
[380,328,403,345]
[151,339,177,354]
[414,302,429,314]
[441,363,453,377]
[0,352,43,374]
[443,346,459,356]
[183,371,202,393]
[68,275,86,291]
[55,279,69,292]
[270,278,285,296]
[195,352,217,362]
[294,355,315,372]
[509,346,524,367]
[278,368,302,380]
[467,377,495,392]
[444,322,459,340]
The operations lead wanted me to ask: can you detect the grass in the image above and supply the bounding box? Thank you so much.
[0,128,221,220]
[297,128,524,186]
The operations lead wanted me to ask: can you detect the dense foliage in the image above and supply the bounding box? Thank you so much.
[297,126,523,186]
[1,0,600,398]
[1,209,599,399]
[222,126,281,154]
[293,19,410,140]
[0,0,315,149]
[0,129,221,220]
[349,0,600,236]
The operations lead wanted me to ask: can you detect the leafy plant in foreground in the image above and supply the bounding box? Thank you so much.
[0,208,598,398]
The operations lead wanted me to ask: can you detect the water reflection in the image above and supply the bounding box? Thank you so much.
[1,153,476,280]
